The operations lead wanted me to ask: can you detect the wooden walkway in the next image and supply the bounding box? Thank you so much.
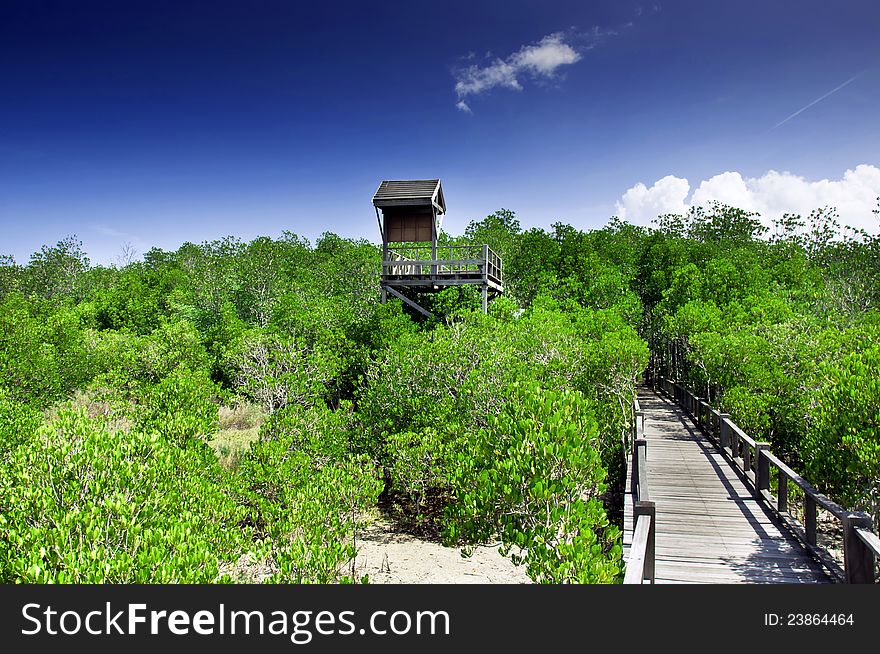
[624,389,832,584]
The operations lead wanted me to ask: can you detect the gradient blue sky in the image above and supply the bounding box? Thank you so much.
[2,0,879,264]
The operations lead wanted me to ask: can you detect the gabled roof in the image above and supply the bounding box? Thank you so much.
[372,179,445,214]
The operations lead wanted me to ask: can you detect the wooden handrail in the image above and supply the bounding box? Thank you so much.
[657,375,879,584]
[625,396,655,584]
[623,514,653,584]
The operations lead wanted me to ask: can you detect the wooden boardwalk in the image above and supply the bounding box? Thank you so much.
[624,389,832,584]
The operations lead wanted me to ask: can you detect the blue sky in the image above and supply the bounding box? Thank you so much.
[1,0,879,264]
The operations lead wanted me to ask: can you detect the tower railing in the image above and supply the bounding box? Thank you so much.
[382,244,503,286]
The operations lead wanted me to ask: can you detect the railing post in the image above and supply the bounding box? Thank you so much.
[693,397,702,426]
[804,494,817,546]
[631,447,639,508]
[777,471,788,513]
[634,501,656,584]
[755,443,770,500]
[842,512,875,583]
[719,414,730,449]
[743,440,752,475]
[634,438,648,504]
[730,424,739,461]
[631,437,647,509]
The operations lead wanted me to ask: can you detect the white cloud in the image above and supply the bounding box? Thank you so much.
[511,33,580,74]
[615,165,880,232]
[453,33,581,109]
[617,175,690,222]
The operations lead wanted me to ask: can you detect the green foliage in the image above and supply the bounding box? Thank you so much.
[237,404,382,582]
[21,236,90,300]
[0,293,94,406]
[0,411,246,583]
[360,300,644,581]
[91,267,165,334]
[805,346,880,521]
[0,390,43,454]
[135,367,220,444]
[443,383,621,583]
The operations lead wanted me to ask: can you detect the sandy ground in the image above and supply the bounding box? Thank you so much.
[352,519,531,584]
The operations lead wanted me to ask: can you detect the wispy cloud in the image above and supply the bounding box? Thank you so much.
[453,33,580,109]
[772,72,863,129]
[452,31,598,112]
[451,13,651,113]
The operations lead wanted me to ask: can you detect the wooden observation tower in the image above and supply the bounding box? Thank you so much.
[373,179,503,317]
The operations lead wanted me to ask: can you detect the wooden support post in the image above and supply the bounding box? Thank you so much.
[430,208,438,276]
[777,470,788,513]
[842,512,875,583]
[743,440,752,475]
[380,286,387,304]
[481,284,488,313]
[632,438,648,503]
[755,443,770,499]
[730,427,739,461]
[719,414,730,449]
[634,501,656,584]
[631,443,639,512]
[804,494,817,546]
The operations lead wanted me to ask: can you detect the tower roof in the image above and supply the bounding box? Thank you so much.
[372,179,445,214]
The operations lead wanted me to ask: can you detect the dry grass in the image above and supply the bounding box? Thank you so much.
[210,402,266,468]
[44,387,133,433]
[217,552,278,583]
